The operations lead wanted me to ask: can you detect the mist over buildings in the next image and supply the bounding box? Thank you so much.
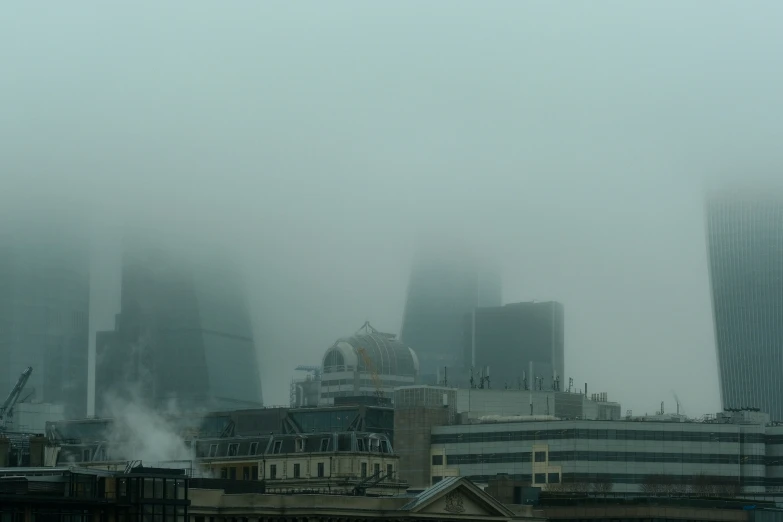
[3,1,783,417]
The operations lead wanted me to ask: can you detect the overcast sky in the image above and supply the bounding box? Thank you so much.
[3,1,783,416]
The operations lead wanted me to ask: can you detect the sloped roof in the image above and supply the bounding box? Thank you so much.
[400,476,514,518]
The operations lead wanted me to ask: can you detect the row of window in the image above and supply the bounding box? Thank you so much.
[456,472,769,488]
[262,462,393,480]
[206,437,392,458]
[437,451,767,466]
[432,428,765,445]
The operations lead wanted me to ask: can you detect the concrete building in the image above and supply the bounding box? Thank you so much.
[189,476,541,522]
[465,302,564,392]
[431,411,772,493]
[455,388,621,422]
[400,243,501,384]
[96,239,262,414]
[706,189,783,421]
[393,386,457,489]
[0,218,90,418]
[320,322,418,405]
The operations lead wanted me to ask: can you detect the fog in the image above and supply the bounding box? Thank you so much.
[3,1,783,417]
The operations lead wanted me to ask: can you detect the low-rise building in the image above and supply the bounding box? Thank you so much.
[189,476,544,522]
[431,412,771,493]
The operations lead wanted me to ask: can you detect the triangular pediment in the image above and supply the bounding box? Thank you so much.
[403,477,514,518]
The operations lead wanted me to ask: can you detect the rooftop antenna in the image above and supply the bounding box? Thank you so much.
[469,367,475,389]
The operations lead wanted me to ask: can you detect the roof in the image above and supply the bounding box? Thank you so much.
[323,324,419,377]
[400,476,515,517]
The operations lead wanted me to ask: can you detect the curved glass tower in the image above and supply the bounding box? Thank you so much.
[400,243,501,384]
[706,190,783,419]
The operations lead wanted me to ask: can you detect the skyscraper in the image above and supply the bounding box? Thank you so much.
[96,238,262,414]
[706,189,783,420]
[0,219,90,418]
[400,244,501,384]
[464,301,564,391]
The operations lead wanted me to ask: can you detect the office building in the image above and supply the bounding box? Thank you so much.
[95,239,261,413]
[465,302,564,392]
[706,190,783,420]
[431,409,777,494]
[0,219,90,418]
[400,245,501,383]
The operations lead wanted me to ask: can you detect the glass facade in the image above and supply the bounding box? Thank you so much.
[706,192,783,420]
[96,241,261,413]
[466,301,564,391]
[0,221,90,418]
[400,249,501,383]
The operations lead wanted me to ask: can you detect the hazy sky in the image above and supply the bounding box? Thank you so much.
[3,1,783,416]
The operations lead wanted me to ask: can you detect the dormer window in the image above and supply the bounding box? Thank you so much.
[296,438,306,453]
[320,438,329,452]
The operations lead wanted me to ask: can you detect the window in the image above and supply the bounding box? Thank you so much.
[320,438,330,451]
[249,442,258,456]
[548,472,560,484]
[82,449,91,462]
[209,444,218,458]
[534,473,546,484]
[534,451,547,463]
[296,438,305,452]
[251,465,259,480]
[273,440,283,454]
[432,455,443,465]
[374,463,380,476]
[228,443,239,457]
[293,463,301,478]
[270,464,277,480]
[243,467,250,480]
[357,439,365,451]
[220,468,228,479]
[381,440,390,453]
[317,462,325,478]
[361,462,367,478]
[387,464,393,479]
[229,467,236,480]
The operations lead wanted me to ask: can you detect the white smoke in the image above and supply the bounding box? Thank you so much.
[104,393,193,464]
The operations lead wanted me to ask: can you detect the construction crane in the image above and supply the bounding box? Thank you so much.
[0,367,33,429]
[356,347,384,401]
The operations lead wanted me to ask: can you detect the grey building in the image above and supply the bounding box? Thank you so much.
[465,302,564,392]
[431,411,770,493]
[706,190,783,420]
[400,245,501,384]
[0,219,90,418]
[96,240,261,414]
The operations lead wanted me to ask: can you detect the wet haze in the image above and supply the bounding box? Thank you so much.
[3,1,783,416]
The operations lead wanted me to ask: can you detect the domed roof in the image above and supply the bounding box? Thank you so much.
[322,322,419,377]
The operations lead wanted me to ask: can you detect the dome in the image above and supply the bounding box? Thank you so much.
[322,323,419,378]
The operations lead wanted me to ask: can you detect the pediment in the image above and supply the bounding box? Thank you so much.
[404,478,513,518]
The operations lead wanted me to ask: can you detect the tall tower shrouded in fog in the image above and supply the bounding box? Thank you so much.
[0,218,90,419]
[706,189,783,420]
[400,243,501,384]
[96,238,262,414]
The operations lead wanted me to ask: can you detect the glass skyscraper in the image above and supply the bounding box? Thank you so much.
[0,219,90,418]
[465,301,565,391]
[400,244,501,384]
[706,190,783,420]
[96,239,262,414]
